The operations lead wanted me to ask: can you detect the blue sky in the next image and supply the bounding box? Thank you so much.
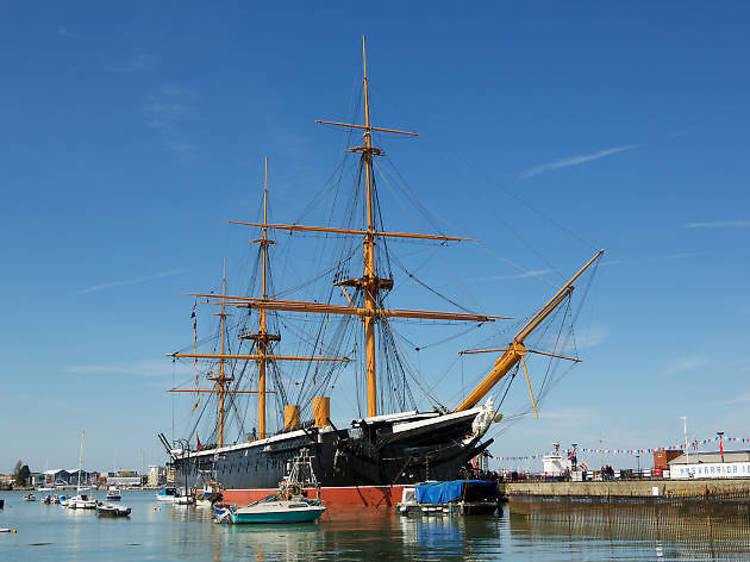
[1,2,749,473]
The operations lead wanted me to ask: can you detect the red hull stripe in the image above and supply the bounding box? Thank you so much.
[223,485,406,510]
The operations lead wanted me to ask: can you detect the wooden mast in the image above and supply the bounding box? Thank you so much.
[207,258,232,447]
[454,249,604,413]
[225,37,504,420]
[257,158,270,439]
[361,35,379,417]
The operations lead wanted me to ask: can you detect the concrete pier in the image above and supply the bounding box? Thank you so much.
[501,479,750,499]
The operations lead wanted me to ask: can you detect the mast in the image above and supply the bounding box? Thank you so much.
[243,158,278,439]
[208,258,232,447]
[77,431,84,494]
[361,35,379,417]
[454,250,604,412]
[256,158,271,439]
[223,37,498,420]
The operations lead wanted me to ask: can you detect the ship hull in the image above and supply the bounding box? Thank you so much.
[170,406,496,507]
[223,485,407,508]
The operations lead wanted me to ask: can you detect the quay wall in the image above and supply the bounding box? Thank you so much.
[502,479,750,499]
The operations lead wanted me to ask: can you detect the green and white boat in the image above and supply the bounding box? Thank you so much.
[222,494,326,524]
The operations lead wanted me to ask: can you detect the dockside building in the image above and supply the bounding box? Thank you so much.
[668,450,750,479]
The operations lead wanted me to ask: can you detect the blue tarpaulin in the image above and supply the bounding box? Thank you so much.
[415,480,497,504]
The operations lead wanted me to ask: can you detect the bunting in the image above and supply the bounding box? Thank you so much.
[496,435,750,462]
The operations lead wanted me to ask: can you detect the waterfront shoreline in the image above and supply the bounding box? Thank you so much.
[502,478,750,501]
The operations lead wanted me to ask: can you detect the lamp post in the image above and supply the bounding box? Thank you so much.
[680,416,689,466]
[717,431,725,463]
[571,443,578,472]
[636,454,641,477]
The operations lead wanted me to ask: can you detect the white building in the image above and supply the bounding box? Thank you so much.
[668,450,750,479]
[148,465,166,487]
[107,475,142,487]
[542,443,572,477]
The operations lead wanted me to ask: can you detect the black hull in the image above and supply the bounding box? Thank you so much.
[171,408,494,491]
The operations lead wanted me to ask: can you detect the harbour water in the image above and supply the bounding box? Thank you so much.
[1,491,749,560]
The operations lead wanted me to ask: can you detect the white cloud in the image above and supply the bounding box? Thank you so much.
[76,269,187,295]
[145,85,197,130]
[726,393,750,405]
[665,251,704,260]
[683,221,750,229]
[539,407,595,423]
[664,355,709,376]
[143,84,199,154]
[112,51,156,73]
[473,269,553,282]
[563,325,608,352]
[57,26,74,38]
[519,145,638,179]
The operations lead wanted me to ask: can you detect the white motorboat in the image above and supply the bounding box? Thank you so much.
[155,486,179,502]
[175,495,194,506]
[96,502,131,517]
[106,487,122,501]
[65,494,97,510]
[156,485,194,504]
[219,494,325,524]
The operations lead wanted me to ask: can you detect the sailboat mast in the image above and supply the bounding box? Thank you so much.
[257,157,270,439]
[361,35,379,417]
[77,431,84,493]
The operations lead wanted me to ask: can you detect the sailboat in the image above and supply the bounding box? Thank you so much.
[64,432,96,510]
[161,37,603,507]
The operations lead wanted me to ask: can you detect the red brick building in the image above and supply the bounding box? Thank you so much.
[654,450,683,470]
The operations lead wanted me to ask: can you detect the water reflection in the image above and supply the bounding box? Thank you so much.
[3,491,750,560]
[398,512,504,559]
[509,499,750,560]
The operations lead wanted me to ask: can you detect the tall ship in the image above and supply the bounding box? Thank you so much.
[160,38,603,507]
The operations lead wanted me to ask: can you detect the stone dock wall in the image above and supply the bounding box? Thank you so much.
[501,479,750,499]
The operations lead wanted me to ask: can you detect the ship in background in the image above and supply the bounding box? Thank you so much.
[159,37,604,507]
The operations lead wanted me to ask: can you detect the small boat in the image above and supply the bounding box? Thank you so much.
[222,494,326,524]
[23,493,36,502]
[105,487,122,501]
[64,432,95,509]
[156,486,193,504]
[396,480,503,516]
[174,495,194,506]
[96,502,131,517]
[42,495,53,505]
[65,494,97,510]
[155,486,179,502]
[195,482,222,508]
[194,491,213,508]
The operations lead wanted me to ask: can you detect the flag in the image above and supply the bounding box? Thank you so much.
[197,436,202,451]
[192,300,198,368]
